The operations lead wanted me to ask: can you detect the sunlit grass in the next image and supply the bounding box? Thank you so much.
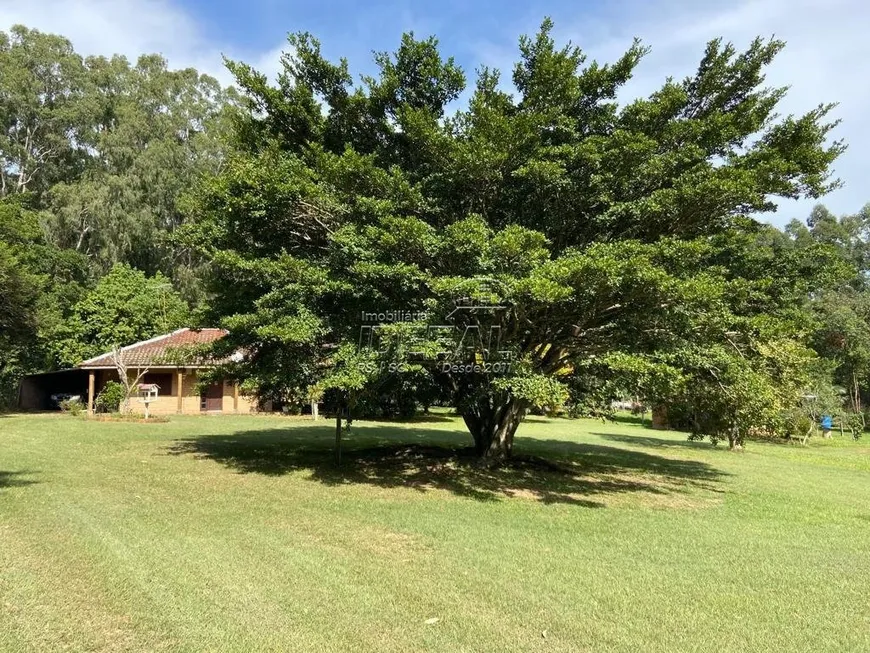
[1,411,868,652]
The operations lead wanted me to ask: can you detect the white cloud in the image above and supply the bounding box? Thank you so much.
[0,0,286,87]
[475,0,870,225]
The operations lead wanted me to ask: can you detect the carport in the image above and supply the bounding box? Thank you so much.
[17,369,90,411]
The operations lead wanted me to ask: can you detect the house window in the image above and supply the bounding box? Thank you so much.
[142,372,174,396]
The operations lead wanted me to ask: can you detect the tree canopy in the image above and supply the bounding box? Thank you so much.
[187,19,845,459]
[51,263,189,367]
[0,24,234,286]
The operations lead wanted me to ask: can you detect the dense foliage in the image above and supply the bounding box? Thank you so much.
[186,20,847,459]
[0,195,88,405]
[51,263,189,367]
[94,380,125,414]
[0,25,234,282]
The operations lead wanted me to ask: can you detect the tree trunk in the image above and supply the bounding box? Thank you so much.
[334,410,342,466]
[651,405,669,430]
[727,426,743,451]
[461,396,528,465]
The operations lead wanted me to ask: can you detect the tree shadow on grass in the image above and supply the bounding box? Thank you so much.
[362,413,457,424]
[167,424,726,507]
[0,470,39,490]
[595,432,714,451]
[607,413,650,428]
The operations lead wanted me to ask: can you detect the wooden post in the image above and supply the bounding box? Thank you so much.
[87,371,95,416]
[311,399,319,421]
[233,382,239,414]
[176,371,183,414]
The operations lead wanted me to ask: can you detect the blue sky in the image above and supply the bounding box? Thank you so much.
[2,0,868,226]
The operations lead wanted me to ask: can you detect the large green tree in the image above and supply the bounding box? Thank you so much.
[0,25,234,291]
[0,241,41,407]
[189,20,843,461]
[43,53,235,283]
[51,263,189,367]
[0,26,89,198]
[566,220,852,447]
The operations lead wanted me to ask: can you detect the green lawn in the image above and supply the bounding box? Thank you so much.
[1,412,868,652]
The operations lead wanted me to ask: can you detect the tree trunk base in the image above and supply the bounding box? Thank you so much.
[462,398,527,466]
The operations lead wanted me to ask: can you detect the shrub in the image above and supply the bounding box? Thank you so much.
[843,411,864,440]
[59,398,84,416]
[95,381,124,413]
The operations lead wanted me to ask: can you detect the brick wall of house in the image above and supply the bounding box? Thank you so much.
[222,379,259,414]
[89,368,262,415]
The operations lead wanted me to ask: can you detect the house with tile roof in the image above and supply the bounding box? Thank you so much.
[18,328,261,415]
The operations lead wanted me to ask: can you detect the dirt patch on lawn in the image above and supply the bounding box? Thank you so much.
[288,523,431,563]
[86,415,170,423]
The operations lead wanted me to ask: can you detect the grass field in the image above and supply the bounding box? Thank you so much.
[1,411,868,652]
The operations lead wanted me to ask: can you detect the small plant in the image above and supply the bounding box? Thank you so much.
[95,381,125,413]
[843,411,864,440]
[59,398,84,416]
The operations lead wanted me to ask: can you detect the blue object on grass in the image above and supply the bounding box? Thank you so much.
[821,415,833,430]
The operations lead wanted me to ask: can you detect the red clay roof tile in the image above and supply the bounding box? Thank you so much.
[78,328,229,368]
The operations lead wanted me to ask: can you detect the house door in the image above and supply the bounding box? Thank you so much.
[200,383,223,412]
